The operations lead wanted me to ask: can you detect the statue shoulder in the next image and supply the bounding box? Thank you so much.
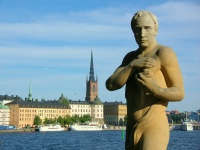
[157,45,178,66]
[122,50,138,65]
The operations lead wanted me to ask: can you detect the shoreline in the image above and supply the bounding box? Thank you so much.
[0,127,126,133]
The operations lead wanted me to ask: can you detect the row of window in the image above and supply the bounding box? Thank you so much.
[70,105,103,108]
[19,109,70,113]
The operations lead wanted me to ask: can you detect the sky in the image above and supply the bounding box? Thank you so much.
[0,0,199,112]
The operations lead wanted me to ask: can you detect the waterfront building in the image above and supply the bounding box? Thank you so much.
[6,100,71,128]
[104,101,127,126]
[68,51,104,123]
[69,100,91,117]
[187,110,200,122]
[0,103,10,126]
[0,95,22,105]
[170,110,180,114]
[85,51,98,102]
[69,96,104,124]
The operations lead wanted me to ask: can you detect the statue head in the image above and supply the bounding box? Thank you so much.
[131,10,158,35]
[131,10,158,48]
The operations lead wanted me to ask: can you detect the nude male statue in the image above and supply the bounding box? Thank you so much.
[106,10,184,150]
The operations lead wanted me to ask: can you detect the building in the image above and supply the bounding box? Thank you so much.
[85,51,98,102]
[6,100,71,128]
[67,51,103,123]
[0,103,10,126]
[104,101,127,126]
[69,100,91,117]
[0,95,22,105]
[170,110,180,114]
[28,78,33,101]
[69,96,104,124]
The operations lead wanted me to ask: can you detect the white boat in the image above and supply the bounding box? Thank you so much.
[35,124,65,132]
[181,120,193,131]
[169,120,175,131]
[70,122,102,131]
[181,112,193,131]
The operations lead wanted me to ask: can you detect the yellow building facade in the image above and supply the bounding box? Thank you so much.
[104,101,127,126]
[7,101,71,128]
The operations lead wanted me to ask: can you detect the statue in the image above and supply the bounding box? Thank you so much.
[106,10,184,150]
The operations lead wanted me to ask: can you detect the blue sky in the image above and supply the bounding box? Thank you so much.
[0,0,199,112]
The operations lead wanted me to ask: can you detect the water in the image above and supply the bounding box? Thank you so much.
[0,130,199,150]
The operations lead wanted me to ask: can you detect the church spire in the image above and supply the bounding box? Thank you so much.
[89,50,95,82]
[28,77,32,101]
[85,50,98,102]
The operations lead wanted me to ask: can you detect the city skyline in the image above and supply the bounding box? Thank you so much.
[0,0,200,112]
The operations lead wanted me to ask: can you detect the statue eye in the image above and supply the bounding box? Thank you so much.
[145,26,152,32]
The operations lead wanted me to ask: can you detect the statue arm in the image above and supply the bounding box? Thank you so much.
[155,47,184,101]
[105,54,134,91]
[137,47,184,101]
[106,52,156,91]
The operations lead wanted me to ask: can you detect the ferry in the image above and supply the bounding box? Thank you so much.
[69,122,102,131]
[35,124,65,132]
[181,120,193,131]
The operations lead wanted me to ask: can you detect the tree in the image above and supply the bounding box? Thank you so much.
[71,115,80,123]
[33,115,42,126]
[43,117,49,124]
[79,114,91,123]
[57,116,64,126]
[64,115,73,126]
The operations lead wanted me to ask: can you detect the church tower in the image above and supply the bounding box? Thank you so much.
[28,78,32,101]
[85,51,98,102]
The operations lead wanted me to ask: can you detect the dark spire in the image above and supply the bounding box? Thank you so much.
[89,50,95,82]
[28,77,32,101]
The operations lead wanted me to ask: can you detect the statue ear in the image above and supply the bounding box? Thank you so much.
[154,28,158,36]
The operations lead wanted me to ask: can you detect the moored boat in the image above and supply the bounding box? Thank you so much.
[35,124,65,132]
[181,120,193,131]
[69,122,102,131]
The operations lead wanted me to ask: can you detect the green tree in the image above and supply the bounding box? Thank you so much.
[79,114,91,123]
[171,114,184,124]
[33,115,42,126]
[64,115,73,126]
[57,116,64,126]
[43,117,49,124]
[71,115,80,123]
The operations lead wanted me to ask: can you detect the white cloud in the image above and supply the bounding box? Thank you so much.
[0,0,199,111]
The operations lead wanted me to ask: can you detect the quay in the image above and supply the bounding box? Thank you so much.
[172,123,200,130]
[193,123,200,130]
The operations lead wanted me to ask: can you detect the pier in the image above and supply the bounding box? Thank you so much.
[172,123,200,130]
[193,123,200,130]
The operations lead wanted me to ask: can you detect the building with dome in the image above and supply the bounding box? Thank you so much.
[69,51,104,123]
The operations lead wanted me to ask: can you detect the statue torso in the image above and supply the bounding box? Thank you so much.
[125,44,168,123]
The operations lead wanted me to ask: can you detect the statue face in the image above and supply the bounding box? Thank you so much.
[133,14,157,48]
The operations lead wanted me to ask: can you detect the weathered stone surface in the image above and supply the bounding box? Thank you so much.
[106,10,184,150]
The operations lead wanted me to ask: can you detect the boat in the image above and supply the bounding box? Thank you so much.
[69,122,102,131]
[35,124,65,132]
[169,120,175,131]
[181,119,193,131]
[181,112,193,131]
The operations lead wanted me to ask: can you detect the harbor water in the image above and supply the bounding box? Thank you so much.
[0,130,199,150]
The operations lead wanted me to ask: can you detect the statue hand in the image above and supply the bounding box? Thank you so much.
[135,69,157,93]
[130,57,156,71]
